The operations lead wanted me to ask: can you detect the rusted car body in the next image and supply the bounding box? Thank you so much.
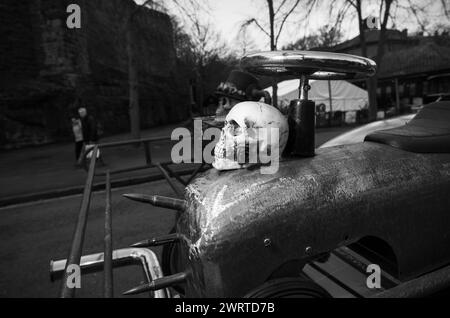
[179,141,450,297]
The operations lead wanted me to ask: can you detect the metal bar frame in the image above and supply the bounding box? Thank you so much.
[155,163,183,197]
[185,163,205,185]
[51,248,170,298]
[56,135,207,298]
[161,164,188,187]
[99,160,174,177]
[104,171,113,297]
[60,146,98,298]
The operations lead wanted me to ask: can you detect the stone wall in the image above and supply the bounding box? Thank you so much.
[0,0,190,149]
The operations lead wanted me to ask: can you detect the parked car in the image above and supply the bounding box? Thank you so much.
[320,114,415,148]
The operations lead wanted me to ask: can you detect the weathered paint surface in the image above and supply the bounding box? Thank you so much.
[180,142,450,297]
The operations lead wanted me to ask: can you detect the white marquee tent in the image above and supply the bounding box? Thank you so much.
[265,79,369,113]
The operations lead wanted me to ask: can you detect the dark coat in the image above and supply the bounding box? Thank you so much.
[81,115,98,143]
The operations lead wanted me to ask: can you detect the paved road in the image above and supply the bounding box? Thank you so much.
[0,180,178,298]
[0,126,354,297]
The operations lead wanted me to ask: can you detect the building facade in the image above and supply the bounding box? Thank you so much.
[0,0,190,149]
[332,29,450,112]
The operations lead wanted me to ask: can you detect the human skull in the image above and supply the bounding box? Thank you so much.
[213,101,289,171]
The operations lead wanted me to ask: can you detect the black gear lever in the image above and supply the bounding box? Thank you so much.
[287,75,315,157]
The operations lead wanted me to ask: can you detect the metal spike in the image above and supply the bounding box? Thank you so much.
[123,194,186,211]
[123,272,189,296]
[131,233,182,248]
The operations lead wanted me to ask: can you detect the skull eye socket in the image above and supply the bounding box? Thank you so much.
[227,120,244,136]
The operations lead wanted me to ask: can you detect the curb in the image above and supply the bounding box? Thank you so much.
[0,166,204,208]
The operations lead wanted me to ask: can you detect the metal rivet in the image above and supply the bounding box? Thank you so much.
[305,246,312,254]
[264,238,271,247]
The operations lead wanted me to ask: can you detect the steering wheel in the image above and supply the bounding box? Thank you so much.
[241,51,376,157]
[240,50,376,80]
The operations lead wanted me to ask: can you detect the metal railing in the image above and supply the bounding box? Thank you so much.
[104,171,113,298]
[60,146,99,298]
[56,136,207,297]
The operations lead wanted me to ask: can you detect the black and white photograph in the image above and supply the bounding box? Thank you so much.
[0,0,450,303]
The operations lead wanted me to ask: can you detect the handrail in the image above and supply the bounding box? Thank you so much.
[81,135,200,179]
[98,135,172,149]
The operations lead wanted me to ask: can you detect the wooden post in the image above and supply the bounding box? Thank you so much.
[394,78,400,114]
[328,80,333,113]
[126,25,140,139]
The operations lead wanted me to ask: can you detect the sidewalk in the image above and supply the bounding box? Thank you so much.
[0,123,354,206]
[0,123,186,206]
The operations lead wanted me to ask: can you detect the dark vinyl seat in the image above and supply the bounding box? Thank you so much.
[365,101,450,153]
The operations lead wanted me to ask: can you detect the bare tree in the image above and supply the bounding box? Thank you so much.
[347,0,391,121]
[234,27,259,56]
[442,0,450,18]
[192,20,228,114]
[120,0,155,139]
[169,1,228,115]
[241,0,317,106]
[122,0,210,138]
[283,24,343,50]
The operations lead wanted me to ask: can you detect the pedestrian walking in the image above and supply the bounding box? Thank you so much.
[71,117,84,166]
[78,106,105,166]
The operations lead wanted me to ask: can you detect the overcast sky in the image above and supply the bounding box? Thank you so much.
[135,0,450,52]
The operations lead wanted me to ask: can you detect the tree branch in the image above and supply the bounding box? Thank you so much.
[406,0,428,33]
[346,0,357,9]
[275,0,289,16]
[442,0,450,18]
[275,0,302,44]
[241,18,271,38]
